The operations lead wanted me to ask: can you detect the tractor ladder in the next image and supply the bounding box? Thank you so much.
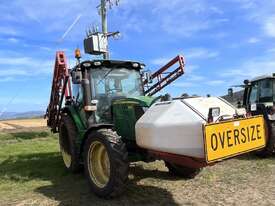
[143,55,185,96]
[46,51,72,133]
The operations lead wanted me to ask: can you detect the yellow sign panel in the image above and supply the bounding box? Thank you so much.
[204,116,266,163]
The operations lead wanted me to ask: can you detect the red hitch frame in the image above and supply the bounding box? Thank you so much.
[143,55,185,96]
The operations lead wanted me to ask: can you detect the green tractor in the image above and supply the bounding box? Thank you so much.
[46,51,189,198]
[46,0,269,199]
[47,51,268,198]
[241,74,275,156]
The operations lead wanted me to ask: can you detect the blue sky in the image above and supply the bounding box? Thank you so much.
[0,0,275,112]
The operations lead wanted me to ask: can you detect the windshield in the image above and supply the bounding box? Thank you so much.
[259,79,273,102]
[90,67,144,123]
[249,79,275,104]
[90,67,143,98]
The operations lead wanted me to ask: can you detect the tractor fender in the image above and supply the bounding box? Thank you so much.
[80,124,114,157]
[61,107,86,132]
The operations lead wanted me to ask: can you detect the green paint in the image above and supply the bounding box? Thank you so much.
[112,97,153,141]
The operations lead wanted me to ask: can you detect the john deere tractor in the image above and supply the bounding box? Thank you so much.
[46,51,192,198]
[46,49,268,198]
[242,74,275,156]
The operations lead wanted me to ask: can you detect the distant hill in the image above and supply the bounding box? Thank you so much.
[0,111,45,120]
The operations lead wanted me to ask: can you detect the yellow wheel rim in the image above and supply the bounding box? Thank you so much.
[88,141,110,188]
[61,147,72,168]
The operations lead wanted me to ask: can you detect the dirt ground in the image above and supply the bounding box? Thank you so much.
[0,121,274,206]
[0,118,46,132]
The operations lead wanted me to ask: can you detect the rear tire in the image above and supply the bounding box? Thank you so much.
[84,129,129,198]
[165,161,201,179]
[255,122,275,157]
[59,113,81,173]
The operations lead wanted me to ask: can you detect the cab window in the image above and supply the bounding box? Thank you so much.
[72,84,83,102]
[249,83,258,104]
[258,79,273,102]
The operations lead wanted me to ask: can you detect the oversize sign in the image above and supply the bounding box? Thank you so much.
[204,116,266,163]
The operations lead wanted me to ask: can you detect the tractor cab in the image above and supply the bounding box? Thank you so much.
[70,59,156,127]
[242,74,275,156]
[243,74,275,111]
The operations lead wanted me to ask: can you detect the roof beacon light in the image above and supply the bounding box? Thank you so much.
[75,48,81,59]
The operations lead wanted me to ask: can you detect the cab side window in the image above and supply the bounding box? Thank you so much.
[259,79,273,102]
[249,83,258,104]
[73,84,83,102]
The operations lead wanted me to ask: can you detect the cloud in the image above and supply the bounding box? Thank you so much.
[0,56,53,78]
[151,48,219,67]
[0,77,16,82]
[247,37,260,44]
[0,26,18,36]
[151,57,172,66]
[0,0,99,40]
[263,16,275,37]
[185,48,219,59]
[234,0,275,38]
[206,80,225,86]
[6,37,19,43]
[221,52,275,86]
[173,82,197,88]
[267,48,275,53]
[117,0,228,37]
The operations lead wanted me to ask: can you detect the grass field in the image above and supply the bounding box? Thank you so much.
[0,127,274,206]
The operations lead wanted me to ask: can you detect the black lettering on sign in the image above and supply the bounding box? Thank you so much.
[251,125,256,141]
[240,128,247,143]
[211,134,218,151]
[234,129,240,145]
[256,124,262,139]
[227,130,233,147]
[247,127,250,142]
[219,132,225,149]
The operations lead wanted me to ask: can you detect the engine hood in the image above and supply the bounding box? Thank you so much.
[112,96,156,107]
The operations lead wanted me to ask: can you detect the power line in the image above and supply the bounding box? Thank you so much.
[58,14,83,44]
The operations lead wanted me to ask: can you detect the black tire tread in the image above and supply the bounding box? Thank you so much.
[84,128,129,198]
[59,113,81,173]
[256,122,275,157]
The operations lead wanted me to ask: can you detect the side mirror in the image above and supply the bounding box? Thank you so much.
[72,70,82,84]
[228,88,233,98]
[244,79,249,85]
[144,71,152,84]
[208,107,220,123]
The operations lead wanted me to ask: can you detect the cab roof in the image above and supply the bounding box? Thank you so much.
[73,59,145,71]
[251,74,275,82]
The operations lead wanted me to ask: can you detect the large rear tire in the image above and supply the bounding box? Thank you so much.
[84,129,129,198]
[255,122,275,157]
[165,161,201,179]
[59,113,81,173]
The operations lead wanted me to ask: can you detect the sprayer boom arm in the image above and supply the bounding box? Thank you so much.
[143,55,185,96]
[46,51,72,132]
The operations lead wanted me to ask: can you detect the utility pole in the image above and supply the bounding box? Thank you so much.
[98,0,120,60]
[101,0,109,59]
[85,0,120,59]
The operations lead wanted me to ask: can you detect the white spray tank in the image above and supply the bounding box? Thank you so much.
[135,97,240,158]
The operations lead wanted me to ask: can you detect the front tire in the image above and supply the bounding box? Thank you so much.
[84,129,129,198]
[165,161,201,179]
[59,113,81,173]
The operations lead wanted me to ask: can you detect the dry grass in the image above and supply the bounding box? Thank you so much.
[0,124,274,206]
[0,118,46,132]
